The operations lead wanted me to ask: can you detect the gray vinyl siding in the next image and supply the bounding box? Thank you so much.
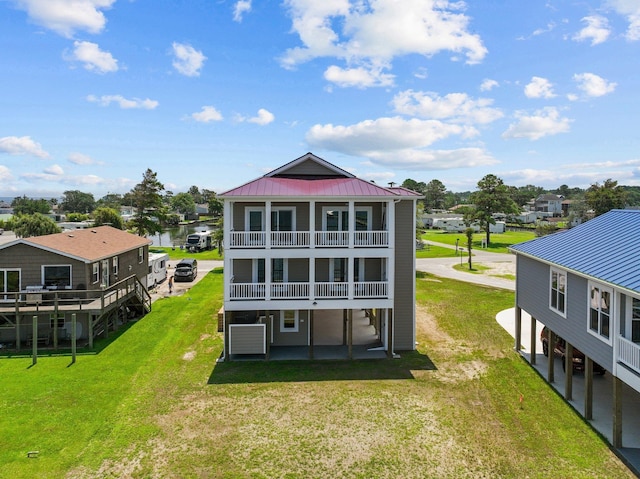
[272,310,309,346]
[233,259,253,283]
[279,159,341,177]
[516,254,613,371]
[364,258,382,281]
[393,199,415,350]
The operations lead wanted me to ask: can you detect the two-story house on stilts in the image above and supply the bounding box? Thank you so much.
[219,153,421,360]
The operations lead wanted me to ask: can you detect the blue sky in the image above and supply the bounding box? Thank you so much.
[1,0,639,198]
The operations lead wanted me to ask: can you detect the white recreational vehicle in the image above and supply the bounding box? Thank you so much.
[185,231,212,252]
[432,218,506,234]
[147,252,169,288]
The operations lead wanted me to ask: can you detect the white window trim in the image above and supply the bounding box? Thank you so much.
[280,310,299,333]
[271,207,296,231]
[92,263,99,284]
[252,258,265,283]
[587,281,613,345]
[321,206,373,231]
[0,268,21,301]
[42,264,72,289]
[272,258,289,282]
[549,267,567,317]
[245,207,265,231]
[625,295,640,343]
[138,247,144,264]
[354,206,373,230]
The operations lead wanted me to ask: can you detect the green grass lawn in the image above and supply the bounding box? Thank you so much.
[0,269,633,478]
[150,245,223,260]
[421,229,536,254]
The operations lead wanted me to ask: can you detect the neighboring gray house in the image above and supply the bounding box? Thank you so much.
[0,226,152,349]
[219,153,421,360]
[510,209,640,447]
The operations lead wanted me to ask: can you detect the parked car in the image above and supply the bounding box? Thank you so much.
[174,258,198,282]
[540,326,606,374]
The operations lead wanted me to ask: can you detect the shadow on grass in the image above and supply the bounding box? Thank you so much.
[208,349,437,384]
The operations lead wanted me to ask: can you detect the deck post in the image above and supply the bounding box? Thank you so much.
[223,311,230,361]
[387,308,394,359]
[71,313,77,364]
[265,310,270,361]
[613,376,623,448]
[88,315,94,349]
[547,329,555,383]
[342,309,347,345]
[348,309,353,360]
[514,305,522,352]
[16,314,21,350]
[31,315,37,366]
[529,315,537,365]
[53,294,59,350]
[308,309,314,359]
[564,343,573,400]
[584,357,593,419]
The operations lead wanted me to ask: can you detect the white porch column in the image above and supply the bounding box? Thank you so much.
[265,257,272,300]
[265,200,272,249]
[309,257,315,300]
[309,200,316,248]
[348,200,355,248]
[223,200,232,302]
[348,256,354,299]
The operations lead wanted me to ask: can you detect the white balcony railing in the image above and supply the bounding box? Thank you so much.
[618,336,640,374]
[315,231,349,247]
[270,231,310,247]
[230,283,265,300]
[354,231,389,247]
[354,281,388,298]
[230,232,265,248]
[229,230,389,248]
[270,282,310,299]
[230,281,389,301]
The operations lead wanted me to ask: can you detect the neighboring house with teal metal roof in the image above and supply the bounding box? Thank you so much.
[509,209,640,448]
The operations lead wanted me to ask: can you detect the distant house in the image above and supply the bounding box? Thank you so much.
[534,194,564,216]
[0,226,152,350]
[219,152,421,360]
[510,209,640,447]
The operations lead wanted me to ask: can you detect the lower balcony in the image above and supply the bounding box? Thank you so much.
[618,336,640,375]
[229,281,389,301]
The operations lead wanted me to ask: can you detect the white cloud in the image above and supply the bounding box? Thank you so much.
[573,72,617,97]
[524,76,556,99]
[247,108,275,125]
[233,0,252,22]
[572,15,610,45]
[171,42,206,77]
[68,152,101,165]
[0,165,14,182]
[281,0,487,88]
[304,116,495,170]
[12,0,115,37]
[44,164,64,175]
[68,40,118,73]
[392,90,503,125]
[86,94,158,109]
[191,106,223,123]
[607,0,640,41]
[502,107,572,140]
[480,79,498,92]
[0,135,50,158]
[324,64,395,88]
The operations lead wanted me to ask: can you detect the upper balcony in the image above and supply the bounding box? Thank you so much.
[229,230,389,249]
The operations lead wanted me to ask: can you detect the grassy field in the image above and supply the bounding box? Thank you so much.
[0,269,633,478]
[421,229,536,254]
[150,245,223,260]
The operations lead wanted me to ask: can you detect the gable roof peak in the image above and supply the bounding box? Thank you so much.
[265,152,355,179]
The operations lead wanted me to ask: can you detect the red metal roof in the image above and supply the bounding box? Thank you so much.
[221,176,403,197]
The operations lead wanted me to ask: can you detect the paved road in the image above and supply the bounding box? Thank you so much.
[416,240,516,291]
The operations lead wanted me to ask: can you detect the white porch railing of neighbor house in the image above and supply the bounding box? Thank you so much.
[354,231,389,247]
[270,282,310,299]
[617,336,640,374]
[354,281,388,298]
[230,232,266,248]
[314,282,349,298]
[270,231,310,247]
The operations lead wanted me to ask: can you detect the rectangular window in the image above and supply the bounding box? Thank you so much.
[138,247,144,264]
[281,310,298,332]
[43,265,72,289]
[271,209,294,231]
[0,269,20,301]
[248,210,264,231]
[550,268,566,316]
[272,258,286,283]
[332,258,347,282]
[112,256,119,275]
[92,263,99,283]
[252,259,265,283]
[589,283,612,342]
[355,210,368,231]
[632,298,640,343]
